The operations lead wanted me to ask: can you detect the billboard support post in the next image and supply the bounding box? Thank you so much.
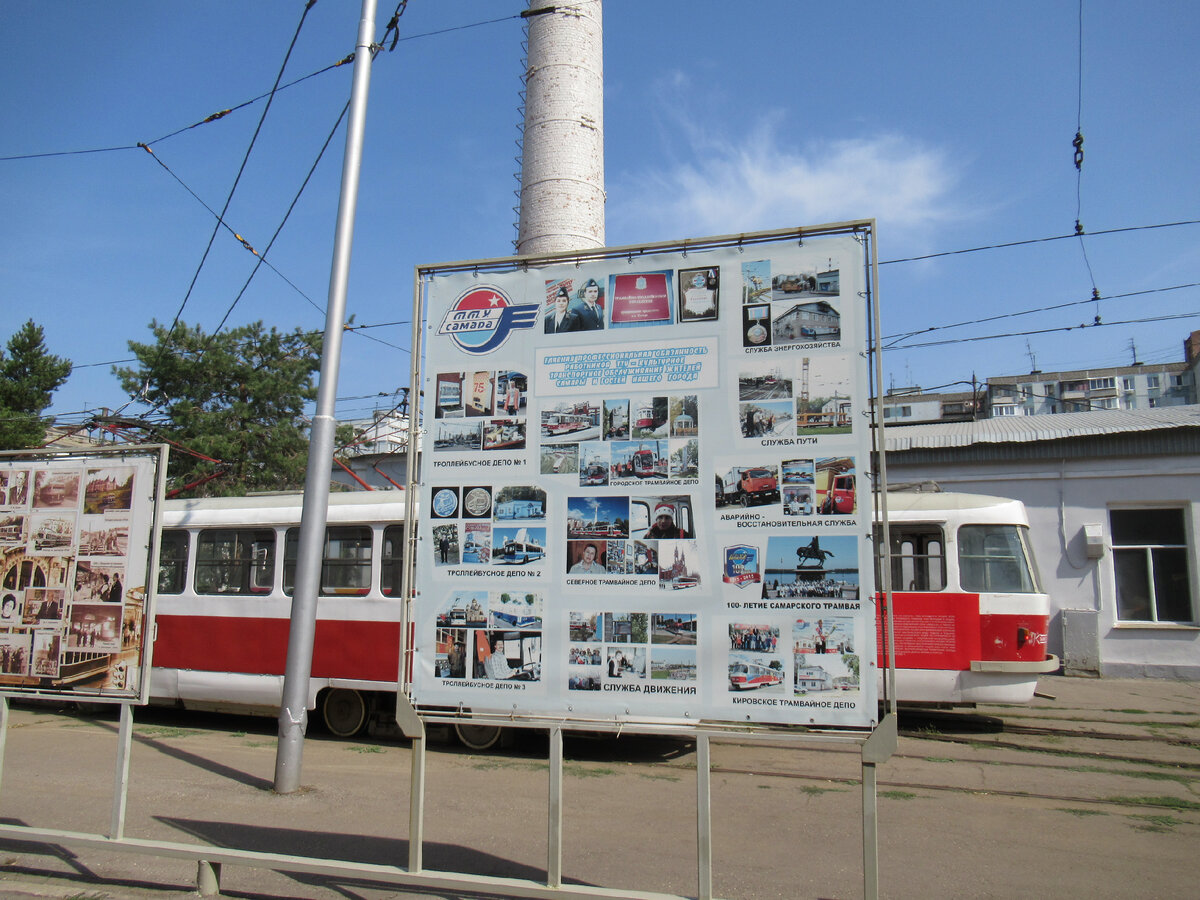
[110,702,134,839]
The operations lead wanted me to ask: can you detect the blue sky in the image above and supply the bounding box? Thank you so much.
[2,1,1197,425]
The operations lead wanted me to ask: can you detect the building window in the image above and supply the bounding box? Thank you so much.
[1094,397,1118,410]
[1146,375,1160,389]
[993,405,1017,417]
[1110,508,1195,624]
[1088,376,1115,390]
[1122,377,1135,391]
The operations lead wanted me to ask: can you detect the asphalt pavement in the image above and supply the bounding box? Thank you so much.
[0,674,1197,899]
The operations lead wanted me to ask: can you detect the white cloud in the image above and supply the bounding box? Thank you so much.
[609,117,961,246]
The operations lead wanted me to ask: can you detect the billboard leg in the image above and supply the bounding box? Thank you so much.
[549,725,563,887]
[110,703,133,839]
[0,696,7,797]
[697,734,712,900]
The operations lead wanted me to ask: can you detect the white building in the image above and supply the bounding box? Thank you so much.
[885,405,1200,679]
[987,362,1192,416]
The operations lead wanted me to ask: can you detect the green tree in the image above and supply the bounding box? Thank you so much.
[0,321,72,450]
[115,320,322,496]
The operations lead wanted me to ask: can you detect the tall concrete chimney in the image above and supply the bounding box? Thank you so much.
[516,0,605,255]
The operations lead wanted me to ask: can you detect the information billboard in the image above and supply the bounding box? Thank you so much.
[412,225,879,729]
[0,446,165,702]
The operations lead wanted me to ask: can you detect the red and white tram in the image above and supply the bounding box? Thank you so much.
[876,490,1058,704]
[147,488,1058,741]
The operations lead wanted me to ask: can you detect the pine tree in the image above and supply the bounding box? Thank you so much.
[0,321,72,450]
[115,320,323,497]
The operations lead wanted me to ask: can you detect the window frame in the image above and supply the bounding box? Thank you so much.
[283,525,375,598]
[194,528,277,596]
[1109,506,1196,625]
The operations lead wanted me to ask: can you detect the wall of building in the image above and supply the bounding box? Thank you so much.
[887,451,1200,679]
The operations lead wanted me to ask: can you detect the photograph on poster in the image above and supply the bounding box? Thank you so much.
[473,629,541,681]
[491,591,543,629]
[78,518,129,556]
[483,419,525,451]
[729,623,780,653]
[543,282,583,334]
[21,588,64,624]
[466,371,494,417]
[741,260,772,304]
[727,652,784,693]
[32,470,81,510]
[31,630,61,678]
[492,526,545,566]
[568,664,603,691]
[793,615,856,656]
[545,275,606,332]
[816,457,857,515]
[430,487,460,519]
[434,419,480,451]
[434,373,465,418]
[652,613,697,644]
[569,611,602,642]
[609,271,672,328]
[29,514,76,555]
[609,440,667,481]
[542,402,600,443]
[497,371,527,415]
[566,496,629,539]
[658,539,702,591]
[569,644,602,665]
[494,486,546,519]
[794,617,860,694]
[783,485,814,516]
[1,469,31,507]
[0,514,27,546]
[605,540,627,574]
[738,363,793,401]
[738,400,793,439]
[0,590,22,623]
[605,612,647,643]
[0,631,31,676]
[772,296,841,345]
[539,443,579,476]
[83,467,134,514]
[632,540,658,575]
[742,304,771,347]
[677,266,719,322]
[566,540,605,575]
[462,522,491,564]
[68,603,121,652]
[722,544,761,589]
[631,495,694,539]
[432,523,460,567]
[121,597,144,650]
[796,355,854,435]
[463,486,493,518]
[436,592,487,628]
[669,440,699,479]
[602,399,629,439]
[631,397,668,439]
[762,534,861,600]
[605,646,646,679]
[715,463,780,508]
[781,458,815,484]
[651,645,697,682]
[434,627,468,679]
[668,396,698,437]
[74,560,125,602]
[578,444,610,486]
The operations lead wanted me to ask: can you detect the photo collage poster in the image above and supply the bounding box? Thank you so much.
[0,450,160,700]
[414,234,878,728]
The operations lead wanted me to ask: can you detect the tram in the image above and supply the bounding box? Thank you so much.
[542,413,591,436]
[146,488,1058,745]
[728,660,784,690]
[876,490,1058,704]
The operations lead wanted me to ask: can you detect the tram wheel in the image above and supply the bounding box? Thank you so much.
[454,722,503,751]
[321,689,368,737]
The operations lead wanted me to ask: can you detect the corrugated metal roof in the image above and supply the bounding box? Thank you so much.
[883,404,1200,452]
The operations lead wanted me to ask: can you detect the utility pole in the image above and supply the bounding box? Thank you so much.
[274,0,377,795]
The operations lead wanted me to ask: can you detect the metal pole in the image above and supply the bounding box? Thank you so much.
[110,703,134,839]
[548,726,563,887]
[696,734,712,900]
[274,0,378,794]
[0,696,8,797]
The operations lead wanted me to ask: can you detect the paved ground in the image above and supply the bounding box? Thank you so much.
[0,674,1197,899]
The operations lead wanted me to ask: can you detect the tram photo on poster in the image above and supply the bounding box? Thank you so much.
[0,447,164,703]
[412,223,880,731]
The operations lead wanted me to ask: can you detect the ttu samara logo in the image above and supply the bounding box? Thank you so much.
[436,285,539,354]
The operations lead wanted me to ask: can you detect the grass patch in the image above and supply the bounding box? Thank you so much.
[799,784,844,796]
[470,758,544,773]
[137,726,200,739]
[1105,795,1200,812]
[1056,807,1108,818]
[231,731,246,738]
[636,771,681,783]
[244,740,275,748]
[1130,813,1186,829]
[1068,765,1195,786]
[924,757,955,763]
[564,763,616,778]
[65,893,109,900]
[878,790,918,800]
[347,745,385,754]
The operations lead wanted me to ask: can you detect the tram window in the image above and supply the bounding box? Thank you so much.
[1110,508,1194,623]
[195,529,276,595]
[283,526,373,597]
[958,525,1040,593]
[382,525,405,596]
[158,530,188,595]
[877,526,945,591]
